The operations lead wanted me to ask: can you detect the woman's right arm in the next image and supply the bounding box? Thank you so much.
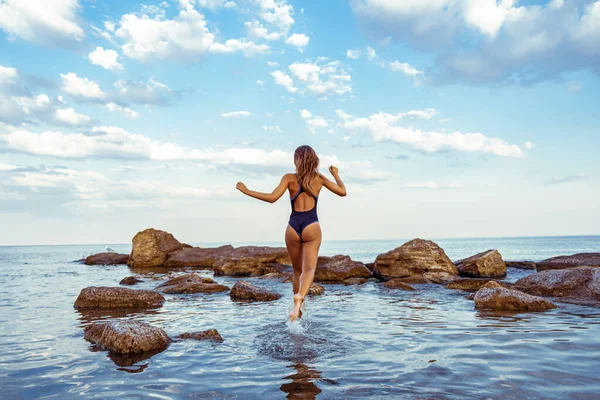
[321,166,347,197]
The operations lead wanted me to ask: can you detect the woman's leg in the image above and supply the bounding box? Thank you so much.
[290,223,322,322]
[285,224,303,294]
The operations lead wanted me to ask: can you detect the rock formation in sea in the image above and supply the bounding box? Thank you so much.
[512,266,600,302]
[455,249,507,278]
[373,238,458,281]
[84,320,171,354]
[163,245,234,268]
[382,279,416,291]
[314,255,372,282]
[177,329,223,343]
[536,253,600,271]
[85,252,129,265]
[229,281,282,302]
[505,261,537,270]
[308,282,325,296]
[446,278,509,291]
[473,281,557,311]
[156,273,229,294]
[213,246,291,276]
[128,228,190,268]
[119,276,143,285]
[74,286,165,309]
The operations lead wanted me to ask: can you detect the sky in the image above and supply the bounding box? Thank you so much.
[0,0,599,246]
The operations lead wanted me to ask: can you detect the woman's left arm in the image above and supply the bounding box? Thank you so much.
[236,174,290,204]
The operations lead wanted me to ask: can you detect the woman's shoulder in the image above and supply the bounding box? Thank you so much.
[282,173,297,182]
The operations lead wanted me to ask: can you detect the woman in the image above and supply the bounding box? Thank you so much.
[236,145,347,321]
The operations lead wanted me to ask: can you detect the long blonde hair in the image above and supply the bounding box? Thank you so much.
[294,145,319,197]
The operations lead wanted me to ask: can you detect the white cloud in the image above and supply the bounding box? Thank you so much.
[524,141,535,150]
[209,39,270,56]
[268,61,279,67]
[245,20,282,41]
[54,107,91,125]
[288,59,352,97]
[60,73,106,100]
[389,61,423,77]
[300,108,328,133]
[0,65,17,84]
[271,70,297,93]
[366,46,377,60]
[106,102,140,119]
[300,109,311,119]
[400,181,466,189]
[221,111,251,118]
[0,163,19,171]
[286,33,309,51]
[263,125,283,133]
[257,80,265,85]
[338,108,525,158]
[257,0,295,34]
[0,0,84,46]
[112,79,174,106]
[346,49,361,59]
[88,47,124,71]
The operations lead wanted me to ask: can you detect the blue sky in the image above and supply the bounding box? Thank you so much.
[0,0,599,245]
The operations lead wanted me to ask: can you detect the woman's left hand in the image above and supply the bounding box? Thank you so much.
[236,182,247,193]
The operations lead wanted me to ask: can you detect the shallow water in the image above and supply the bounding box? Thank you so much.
[1,237,600,399]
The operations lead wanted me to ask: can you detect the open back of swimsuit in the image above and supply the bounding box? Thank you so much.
[289,182,319,242]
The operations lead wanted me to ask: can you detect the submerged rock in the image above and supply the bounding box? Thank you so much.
[446,278,508,291]
[213,246,291,276]
[474,281,557,312]
[455,249,506,278]
[537,253,600,271]
[85,252,129,265]
[120,276,143,286]
[343,277,369,285]
[314,255,372,282]
[163,245,234,268]
[374,239,458,280]
[128,228,188,268]
[512,267,600,301]
[308,283,325,296]
[84,320,171,354]
[423,271,457,284]
[387,275,431,285]
[505,261,537,270]
[382,279,415,291]
[177,329,223,343]
[74,286,165,309]
[156,273,229,294]
[229,281,281,302]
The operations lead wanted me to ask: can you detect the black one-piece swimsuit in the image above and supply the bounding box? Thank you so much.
[288,184,318,242]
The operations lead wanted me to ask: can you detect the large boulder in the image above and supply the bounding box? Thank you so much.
[178,329,223,343]
[163,245,234,268]
[229,281,281,302]
[213,246,291,276]
[373,239,458,280]
[474,281,557,312]
[85,252,129,265]
[314,255,372,282]
[84,320,171,354]
[446,278,508,291]
[74,287,165,309]
[537,253,600,271]
[128,228,188,268]
[423,271,457,284]
[156,274,229,294]
[505,261,537,270]
[455,250,506,278]
[512,267,600,301]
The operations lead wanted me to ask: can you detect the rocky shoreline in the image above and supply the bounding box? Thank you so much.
[77,228,600,365]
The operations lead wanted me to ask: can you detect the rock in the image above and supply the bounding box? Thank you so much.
[120,276,143,285]
[213,246,291,276]
[505,261,537,270]
[343,277,368,285]
[382,279,415,291]
[308,283,325,296]
[156,273,229,294]
[466,293,475,300]
[455,250,507,278]
[163,245,234,268]
[365,263,375,271]
[177,329,223,343]
[85,252,129,265]
[128,228,188,268]
[260,272,293,281]
[512,267,600,301]
[373,239,457,280]
[446,278,507,291]
[84,320,170,354]
[74,287,165,309]
[423,271,457,284]
[474,281,557,311]
[229,281,282,302]
[314,255,372,282]
[388,275,431,285]
[537,253,600,271]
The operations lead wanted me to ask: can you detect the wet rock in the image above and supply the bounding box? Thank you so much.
[466,293,475,300]
[537,253,600,271]
[382,279,415,291]
[177,329,223,343]
[308,283,325,296]
[374,239,457,280]
[163,245,234,268]
[505,261,537,270]
[120,276,143,286]
[128,228,188,268]
[512,266,600,301]
[365,262,375,271]
[423,271,457,284]
[455,249,506,278]
[229,281,281,302]
[314,255,372,282]
[74,286,165,309]
[474,281,557,311]
[156,273,229,294]
[446,278,508,291]
[85,252,129,265]
[343,277,368,285]
[84,320,170,354]
[388,275,431,285]
[260,272,293,281]
[213,246,291,276]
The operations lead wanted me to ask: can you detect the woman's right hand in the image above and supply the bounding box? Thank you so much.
[328,165,339,176]
[236,182,247,193]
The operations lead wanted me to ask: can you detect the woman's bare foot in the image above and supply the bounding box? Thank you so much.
[289,294,304,322]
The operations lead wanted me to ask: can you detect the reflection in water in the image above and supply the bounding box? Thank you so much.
[280,363,322,400]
